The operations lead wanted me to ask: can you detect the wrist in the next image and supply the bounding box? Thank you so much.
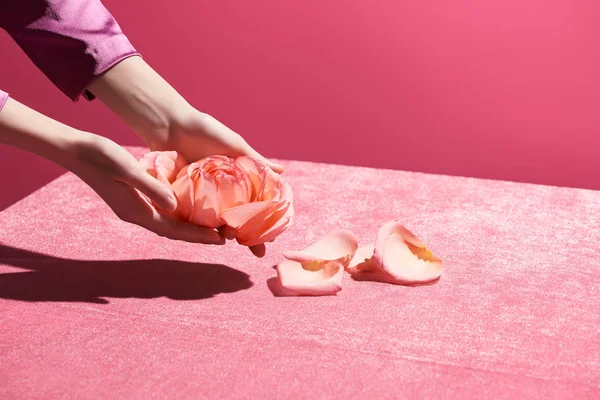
[88,56,195,149]
[44,129,97,171]
[0,97,90,168]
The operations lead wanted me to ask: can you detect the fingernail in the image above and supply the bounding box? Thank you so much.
[270,162,285,172]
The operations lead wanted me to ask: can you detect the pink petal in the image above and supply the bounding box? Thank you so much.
[235,156,263,176]
[236,156,280,201]
[172,174,196,221]
[279,180,293,203]
[347,245,376,271]
[233,200,287,245]
[220,201,275,229]
[236,157,267,201]
[139,152,159,171]
[139,151,187,185]
[189,172,221,228]
[345,244,393,282]
[236,201,293,247]
[243,201,294,246]
[200,155,232,172]
[372,221,444,284]
[276,260,343,296]
[283,229,358,270]
[216,174,250,213]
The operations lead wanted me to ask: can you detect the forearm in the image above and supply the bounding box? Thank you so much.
[0,97,89,168]
[88,56,194,148]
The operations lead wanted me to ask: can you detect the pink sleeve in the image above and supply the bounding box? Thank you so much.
[0,90,7,112]
[0,0,140,101]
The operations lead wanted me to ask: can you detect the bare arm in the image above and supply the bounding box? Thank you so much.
[88,56,284,173]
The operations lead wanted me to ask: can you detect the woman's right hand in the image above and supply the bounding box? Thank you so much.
[0,96,222,245]
[65,133,223,244]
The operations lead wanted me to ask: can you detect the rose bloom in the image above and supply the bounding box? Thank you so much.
[140,152,293,247]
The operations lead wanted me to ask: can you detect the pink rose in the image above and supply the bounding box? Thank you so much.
[171,155,294,246]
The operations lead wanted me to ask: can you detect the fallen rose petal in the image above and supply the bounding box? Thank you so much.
[276,260,344,296]
[283,229,358,271]
[347,245,376,271]
[372,221,444,284]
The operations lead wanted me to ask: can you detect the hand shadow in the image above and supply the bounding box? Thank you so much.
[0,244,253,304]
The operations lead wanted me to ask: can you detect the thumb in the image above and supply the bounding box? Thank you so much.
[120,168,178,212]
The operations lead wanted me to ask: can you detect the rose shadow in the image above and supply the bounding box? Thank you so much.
[0,244,253,304]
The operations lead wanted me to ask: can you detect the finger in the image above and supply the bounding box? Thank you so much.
[120,168,178,212]
[264,159,285,174]
[249,244,266,258]
[239,143,285,174]
[145,212,224,244]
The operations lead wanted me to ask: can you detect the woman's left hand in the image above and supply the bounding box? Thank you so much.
[153,108,284,174]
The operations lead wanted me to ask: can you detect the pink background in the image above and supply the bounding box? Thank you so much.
[1,0,600,210]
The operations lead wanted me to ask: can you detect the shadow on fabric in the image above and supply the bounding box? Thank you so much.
[0,244,253,304]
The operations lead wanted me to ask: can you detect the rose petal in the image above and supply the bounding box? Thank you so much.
[189,171,221,228]
[216,174,250,213]
[347,245,375,271]
[233,200,287,244]
[236,201,293,247]
[220,201,275,229]
[236,156,280,201]
[372,221,444,284]
[140,151,187,185]
[235,157,266,201]
[243,204,294,246]
[376,220,427,249]
[172,174,195,221]
[276,260,343,296]
[283,229,358,270]
[201,155,231,172]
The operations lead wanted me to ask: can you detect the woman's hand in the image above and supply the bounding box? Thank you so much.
[0,97,222,245]
[89,56,283,172]
[90,56,284,256]
[67,134,223,244]
[155,109,284,174]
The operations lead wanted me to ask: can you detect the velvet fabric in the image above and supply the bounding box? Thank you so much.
[1,147,599,398]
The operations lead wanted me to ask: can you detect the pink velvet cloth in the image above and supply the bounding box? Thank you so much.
[0,0,138,101]
[1,147,599,398]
